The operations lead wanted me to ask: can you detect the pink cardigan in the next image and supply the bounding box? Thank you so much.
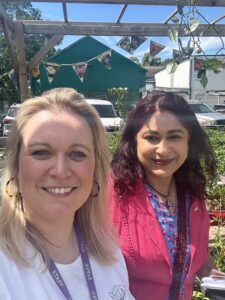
[108,177,210,300]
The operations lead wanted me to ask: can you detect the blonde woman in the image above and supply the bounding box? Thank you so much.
[0,88,134,300]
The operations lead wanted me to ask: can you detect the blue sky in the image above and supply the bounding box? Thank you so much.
[31,2,225,62]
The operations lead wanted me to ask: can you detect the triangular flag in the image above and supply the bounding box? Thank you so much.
[130,36,147,52]
[98,50,112,69]
[8,69,17,87]
[31,66,40,79]
[150,40,165,57]
[194,58,204,71]
[44,62,60,84]
[116,36,131,53]
[72,62,87,82]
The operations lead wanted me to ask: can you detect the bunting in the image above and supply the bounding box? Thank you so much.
[72,62,87,82]
[44,62,60,84]
[31,66,40,79]
[34,49,114,84]
[130,36,147,52]
[150,40,165,57]
[98,50,112,69]
[117,36,147,53]
[116,36,131,53]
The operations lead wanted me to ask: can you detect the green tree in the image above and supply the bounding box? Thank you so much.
[142,52,163,66]
[107,87,128,119]
[142,52,150,66]
[129,55,140,65]
[0,3,60,111]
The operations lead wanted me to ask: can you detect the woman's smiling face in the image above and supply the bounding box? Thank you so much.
[18,108,95,223]
[136,110,189,183]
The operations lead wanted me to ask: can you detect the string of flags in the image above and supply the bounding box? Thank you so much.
[116,36,166,59]
[116,36,147,54]
[2,37,193,87]
[32,50,112,84]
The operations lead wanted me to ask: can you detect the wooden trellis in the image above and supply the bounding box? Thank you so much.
[1,0,225,101]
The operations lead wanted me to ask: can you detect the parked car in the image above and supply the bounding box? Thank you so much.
[3,99,123,136]
[189,102,225,129]
[86,99,123,132]
[213,104,225,114]
[3,103,21,136]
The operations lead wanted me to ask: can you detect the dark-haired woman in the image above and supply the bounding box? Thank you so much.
[108,91,225,300]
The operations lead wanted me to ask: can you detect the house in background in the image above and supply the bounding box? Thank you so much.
[154,55,225,106]
[144,66,164,91]
[31,36,147,108]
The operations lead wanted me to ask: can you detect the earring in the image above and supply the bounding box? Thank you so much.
[89,180,100,198]
[5,176,19,198]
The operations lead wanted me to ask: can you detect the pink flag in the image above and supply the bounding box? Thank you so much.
[72,62,87,82]
[150,40,165,57]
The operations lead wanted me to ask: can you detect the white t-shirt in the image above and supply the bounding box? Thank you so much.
[0,243,135,300]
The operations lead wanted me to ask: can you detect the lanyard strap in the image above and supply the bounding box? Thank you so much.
[48,225,99,300]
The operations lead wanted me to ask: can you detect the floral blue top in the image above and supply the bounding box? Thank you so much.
[145,184,191,298]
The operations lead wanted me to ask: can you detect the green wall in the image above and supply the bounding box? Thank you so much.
[31,36,146,106]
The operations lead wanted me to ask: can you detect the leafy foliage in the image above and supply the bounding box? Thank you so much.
[0,3,60,109]
[207,129,225,176]
[166,1,225,87]
[142,52,163,66]
[192,291,209,300]
[107,132,122,156]
[129,56,140,65]
[107,87,128,119]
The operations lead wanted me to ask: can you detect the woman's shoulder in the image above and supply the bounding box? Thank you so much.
[0,241,43,274]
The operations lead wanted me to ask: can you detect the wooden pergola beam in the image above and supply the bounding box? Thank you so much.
[27,34,64,72]
[62,2,68,22]
[20,21,225,37]
[211,14,225,25]
[116,4,128,23]
[4,0,225,6]
[163,9,178,24]
[15,21,29,101]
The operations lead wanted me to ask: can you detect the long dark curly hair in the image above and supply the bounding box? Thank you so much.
[111,90,217,200]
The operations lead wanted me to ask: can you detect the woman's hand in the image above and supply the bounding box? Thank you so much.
[196,254,225,279]
[210,268,225,279]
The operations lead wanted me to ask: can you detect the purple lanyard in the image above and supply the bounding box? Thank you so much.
[48,225,98,300]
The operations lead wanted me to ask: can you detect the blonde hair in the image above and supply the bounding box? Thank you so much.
[0,88,116,266]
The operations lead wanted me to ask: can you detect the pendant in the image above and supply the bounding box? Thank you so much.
[166,198,174,210]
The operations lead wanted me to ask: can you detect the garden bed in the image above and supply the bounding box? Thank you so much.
[209,211,225,226]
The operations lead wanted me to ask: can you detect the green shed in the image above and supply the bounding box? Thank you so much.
[31,36,146,107]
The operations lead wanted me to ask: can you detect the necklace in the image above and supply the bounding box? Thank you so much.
[147,180,175,210]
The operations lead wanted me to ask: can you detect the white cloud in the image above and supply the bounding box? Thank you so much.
[198,37,225,52]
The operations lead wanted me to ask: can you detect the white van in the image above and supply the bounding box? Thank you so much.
[86,99,123,132]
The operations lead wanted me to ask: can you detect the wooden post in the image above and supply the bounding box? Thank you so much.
[15,21,29,102]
